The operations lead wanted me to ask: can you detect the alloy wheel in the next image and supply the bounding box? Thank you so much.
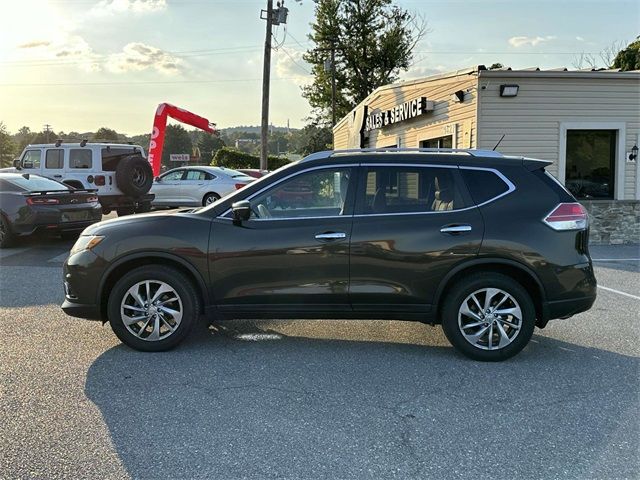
[458,288,523,351]
[120,280,183,341]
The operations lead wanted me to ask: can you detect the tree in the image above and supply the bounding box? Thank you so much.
[93,127,120,142]
[303,0,426,124]
[14,126,33,151]
[489,63,504,70]
[290,124,333,155]
[0,122,16,168]
[612,38,640,71]
[197,133,225,164]
[162,124,192,169]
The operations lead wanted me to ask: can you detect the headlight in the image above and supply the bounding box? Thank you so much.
[70,235,104,255]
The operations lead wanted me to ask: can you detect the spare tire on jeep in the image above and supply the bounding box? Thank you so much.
[116,155,153,197]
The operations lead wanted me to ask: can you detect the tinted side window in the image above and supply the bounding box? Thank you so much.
[251,168,352,219]
[357,166,466,214]
[101,148,137,171]
[22,150,41,169]
[70,149,92,169]
[460,169,509,205]
[45,149,64,169]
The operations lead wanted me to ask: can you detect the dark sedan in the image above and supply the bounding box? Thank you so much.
[0,172,102,248]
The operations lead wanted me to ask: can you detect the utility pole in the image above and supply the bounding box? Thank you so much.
[260,0,289,170]
[260,0,274,171]
[330,45,337,127]
[44,124,52,143]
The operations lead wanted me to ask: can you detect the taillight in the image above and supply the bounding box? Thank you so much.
[543,203,588,231]
[27,197,60,206]
[235,183,246,190]
[86,196,99,203]
[94,175,106,186]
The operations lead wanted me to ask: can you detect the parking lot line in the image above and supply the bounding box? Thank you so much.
[48,252,70,263]
[592,258,640,262]
[0,247,28,259]
[597,285,640,301]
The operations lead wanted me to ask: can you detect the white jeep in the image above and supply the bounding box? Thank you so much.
[10,142,154,215]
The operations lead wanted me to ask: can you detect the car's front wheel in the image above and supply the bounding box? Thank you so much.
[107,265,199,351]
[441,273,535,361]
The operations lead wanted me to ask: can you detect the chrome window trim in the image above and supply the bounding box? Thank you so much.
[218,163,359,219]
[352,163,515,217]
[458,165,516,208]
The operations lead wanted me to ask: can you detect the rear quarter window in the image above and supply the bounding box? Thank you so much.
[460,169,510,205]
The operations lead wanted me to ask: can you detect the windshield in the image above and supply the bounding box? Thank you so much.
[5,175,70,192]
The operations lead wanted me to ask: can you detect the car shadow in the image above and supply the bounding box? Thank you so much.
[85,319,639,479]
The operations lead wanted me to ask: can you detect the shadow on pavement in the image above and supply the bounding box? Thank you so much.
[85,320,639,479]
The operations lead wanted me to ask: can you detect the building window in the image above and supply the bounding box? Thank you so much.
[420,135,452,149]
[565,130,616,199]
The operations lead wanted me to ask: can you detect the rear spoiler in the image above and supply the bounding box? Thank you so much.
[23,188,98,196]
[522,157,553,171]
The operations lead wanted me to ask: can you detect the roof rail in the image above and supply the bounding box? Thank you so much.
[301,147,504,162]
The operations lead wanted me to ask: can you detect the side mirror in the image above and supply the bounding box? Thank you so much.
[231,200,251,222]
[13,158,21,169]
[154,176,161,182]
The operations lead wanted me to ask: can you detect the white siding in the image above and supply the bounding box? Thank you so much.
[333,74,478,150]
[477,75,640,200]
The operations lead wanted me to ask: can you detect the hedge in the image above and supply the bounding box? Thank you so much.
[211,147,291,170]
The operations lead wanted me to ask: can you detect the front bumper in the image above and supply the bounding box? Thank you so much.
[61,299,101,320]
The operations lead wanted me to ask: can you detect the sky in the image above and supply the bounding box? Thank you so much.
[0,0,638,136]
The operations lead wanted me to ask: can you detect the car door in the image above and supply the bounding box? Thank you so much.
[181,169,208,205]
[349,162,484,314]
[151,169,186,206]
[209,164,356,315]
[43,148,66,182]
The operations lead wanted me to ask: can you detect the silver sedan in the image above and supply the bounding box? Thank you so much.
[151,166,254,207]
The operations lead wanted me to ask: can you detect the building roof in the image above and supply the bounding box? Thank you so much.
[334,65,640,131]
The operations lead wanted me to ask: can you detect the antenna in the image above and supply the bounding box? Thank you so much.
[493,134,505,151]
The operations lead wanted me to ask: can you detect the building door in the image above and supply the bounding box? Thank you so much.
[565,130,616,199]
[420,135,453,149]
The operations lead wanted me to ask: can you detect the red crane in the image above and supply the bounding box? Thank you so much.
[147,103,218,176]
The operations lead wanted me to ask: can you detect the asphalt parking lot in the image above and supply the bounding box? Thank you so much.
[0,234,638,480]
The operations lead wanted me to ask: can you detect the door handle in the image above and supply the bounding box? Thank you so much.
[53,175,62,178]
[315,232,347,241]
[440,224,472,234]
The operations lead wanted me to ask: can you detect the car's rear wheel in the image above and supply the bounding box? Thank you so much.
[203,192,220,206]
[0,216,14,248]
[441,273,535,361]
[107,266,199,351]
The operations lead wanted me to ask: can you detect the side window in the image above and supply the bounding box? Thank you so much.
[205,172,216,180]
[185,170,206,181]
[45,149,64,169]
[161,170,185,181]
[357,166,466,214]
[460,169,510,205]
[70,149,92,169]
[251,168,352,219]
[22,150,42,169]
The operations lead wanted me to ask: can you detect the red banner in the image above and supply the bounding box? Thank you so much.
[148,103,217,176]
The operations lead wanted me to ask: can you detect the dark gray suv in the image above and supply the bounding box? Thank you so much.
[61,149,596,361]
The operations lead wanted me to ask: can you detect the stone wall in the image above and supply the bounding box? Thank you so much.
[582,200,640,245]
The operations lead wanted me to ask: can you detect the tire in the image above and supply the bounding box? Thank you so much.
[60,230,80,241]
[107,265,199,352]
[116,207,134,217]
[0,215,14,248]
[202,192,220,206]
[441,272,536,361]
[115,155,153,197]
[135,202,152,213]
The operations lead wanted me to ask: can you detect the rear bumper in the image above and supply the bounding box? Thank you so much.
[543,294,597,321]
[61,299,101,320]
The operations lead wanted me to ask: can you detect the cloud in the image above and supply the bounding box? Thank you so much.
[576,36,585,42]
[18,40,52,49]
[508,35,557,48]
[275,48,312,86]
[91,0,167,15]
[107,42,181,75]
[402,64,449,80]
